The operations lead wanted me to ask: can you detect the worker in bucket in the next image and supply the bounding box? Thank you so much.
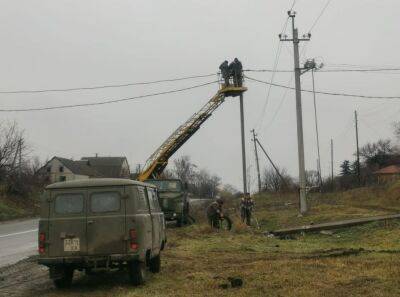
[240,193,254,226]
[206,197,224,228]
[219,60,230,87]
[229,58,243,87]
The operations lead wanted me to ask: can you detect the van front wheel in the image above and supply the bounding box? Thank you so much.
[149,254,161,273]
[128,260,146,286]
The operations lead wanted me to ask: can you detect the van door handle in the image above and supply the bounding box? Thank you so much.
[88,220,94,225]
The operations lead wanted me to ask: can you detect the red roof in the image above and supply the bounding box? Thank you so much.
[374,165,400,175]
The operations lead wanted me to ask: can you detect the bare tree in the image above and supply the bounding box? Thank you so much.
[222,184,238,195]
[305,170,320,188]
[359,139,399,168]
[173,155,197,184]
[262,167,292,192]
[169,155,222,198]
[0,122,27,181]
[394,122,400,141]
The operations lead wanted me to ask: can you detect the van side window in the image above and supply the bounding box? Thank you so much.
[137,186,149,210]
[55,193,84,214]
[91,192,120,213]
[147,188,160,211]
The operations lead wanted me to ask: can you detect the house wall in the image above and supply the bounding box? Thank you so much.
[45,159,89,183]
[378,173,400,184]
[120,159,131,178]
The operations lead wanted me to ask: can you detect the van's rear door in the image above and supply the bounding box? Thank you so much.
[48,190,87,257]
[87,187,126,255]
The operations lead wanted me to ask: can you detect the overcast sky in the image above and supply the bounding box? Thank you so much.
[0,0,399,191]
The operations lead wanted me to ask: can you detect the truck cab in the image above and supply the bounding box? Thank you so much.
[38,178,166,287]
[146,179,192,226]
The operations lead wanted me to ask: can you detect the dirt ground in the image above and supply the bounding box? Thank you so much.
[1,221,400,297]
[1,186,400,297]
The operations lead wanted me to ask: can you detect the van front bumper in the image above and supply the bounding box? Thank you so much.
[38,254,140,266]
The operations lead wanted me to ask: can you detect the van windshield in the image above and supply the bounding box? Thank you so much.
[146,180,182,192]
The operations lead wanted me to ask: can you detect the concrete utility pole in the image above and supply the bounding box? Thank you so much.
[251,129,262,193]
[280,11,311,214]
[354,110,361,185]
[239,93,248,195]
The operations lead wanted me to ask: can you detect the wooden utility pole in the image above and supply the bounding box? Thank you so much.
[251,129,262,193]
[280,11,311,214]
[18,139,22,178]
[354,111,361,185]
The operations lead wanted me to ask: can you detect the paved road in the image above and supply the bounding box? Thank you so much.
[0,219,38,267]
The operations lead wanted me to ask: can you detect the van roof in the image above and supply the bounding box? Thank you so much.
[46,178,154,189]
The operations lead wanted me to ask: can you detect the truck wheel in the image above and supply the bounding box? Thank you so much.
[220,216,232,231]
[176,219,182,227]
[149,254,161,273]
[128,260,146,286]
[53,267,74,289]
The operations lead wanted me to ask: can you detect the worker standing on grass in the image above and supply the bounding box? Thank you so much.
[240,193,254,226]
[206,198,224,228]
[219,60,230,87]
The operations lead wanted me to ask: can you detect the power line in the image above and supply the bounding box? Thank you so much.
[254,16,290,129]
[308,0,333,33]
[0,80,218,112]
[263,74,294,131]
[0,73,217,95]
[327,63,398,69]
[245,75,400,100]
[245,68,400,73]
[262,44,308,131]
[290,0,297,11]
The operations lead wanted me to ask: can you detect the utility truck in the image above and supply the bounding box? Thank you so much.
[136,80,247,226]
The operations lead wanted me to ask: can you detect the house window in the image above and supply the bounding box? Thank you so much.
[59,176,66,182]
[46,167,51,173]
[59,166,64,173]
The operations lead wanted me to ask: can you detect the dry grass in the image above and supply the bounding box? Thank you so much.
[39,183,400,297]
[0,194,39,221]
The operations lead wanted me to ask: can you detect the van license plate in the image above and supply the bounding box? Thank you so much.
[64,238,80,252]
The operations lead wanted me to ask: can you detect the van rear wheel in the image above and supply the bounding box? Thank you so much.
[149,254,161,273]
[128,260,146,286]
[52,267,74,289]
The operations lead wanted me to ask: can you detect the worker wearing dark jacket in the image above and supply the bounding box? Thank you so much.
[206,198,224,228]
[229,58,243,87]
[219,60,230,87]
[240,194,254,226]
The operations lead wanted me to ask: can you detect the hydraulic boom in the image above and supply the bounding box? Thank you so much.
[138,85,247,181]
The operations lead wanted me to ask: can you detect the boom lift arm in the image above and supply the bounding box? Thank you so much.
[137,84,247,182]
